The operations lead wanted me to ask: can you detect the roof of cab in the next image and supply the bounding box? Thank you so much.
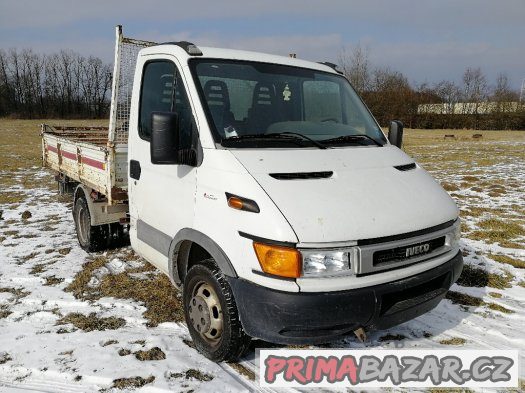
[139,44,338,74]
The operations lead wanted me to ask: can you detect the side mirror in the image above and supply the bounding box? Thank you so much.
[151,112,179,164]
[388,120,404,148]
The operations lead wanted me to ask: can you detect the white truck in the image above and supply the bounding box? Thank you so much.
[42,26,463,361]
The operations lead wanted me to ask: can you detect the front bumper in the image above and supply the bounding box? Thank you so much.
[228,251,463,344]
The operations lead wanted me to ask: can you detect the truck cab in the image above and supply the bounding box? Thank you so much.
[42,27,462,362]
[127,42,462,360]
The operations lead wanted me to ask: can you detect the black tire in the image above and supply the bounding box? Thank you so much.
[183,259,251,362]
[72,195,107,252]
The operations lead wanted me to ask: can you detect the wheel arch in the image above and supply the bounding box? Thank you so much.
[168,228,238,286]
[73,184,97,226]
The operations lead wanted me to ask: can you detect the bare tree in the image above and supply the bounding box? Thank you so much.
[490,72,520,128]
[434,80,462,114]
[0,48,112,118]
[462,67,487,115]
[0,49,12,115]
[339,43,370,93]
[364,67,416,126]
[492,73,518,105]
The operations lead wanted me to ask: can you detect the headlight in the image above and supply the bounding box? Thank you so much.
[301,249,355,277]
[448,220,461,249]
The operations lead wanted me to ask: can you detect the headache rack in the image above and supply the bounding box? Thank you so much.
[108,25,157,146]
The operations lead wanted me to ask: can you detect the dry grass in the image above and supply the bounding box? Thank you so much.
[58,247,71,256]
[439,337,467,345]
[98,271,183,326]
[43,275,64,286]
[186,369,214,381]
[134,347,166,361]
[486,303,514,314]
[57,313,126,332]
[446,290,514,314]
[111,376,155,389]
[489,254,525,269]
[403,129,525,174]
[378,333,407,342]
[30,264,47,275]
[65,256,183,327]
[65,256,108,299]
[446,291,483,307]
[227,362,255,381]
[456,264,513,289]
[0,308,12,319]
[0,119,106,173]
[17,252,38,263]
[131,339,145,345]
[0,287,30,300]
[0,353,12,364]
[118,349,131,356]
[441,182,459,192]
[488,291,502,298]
[0,192,25,204]
[101,340,118,347]
[167,369,214,382]
[468,219,524,247]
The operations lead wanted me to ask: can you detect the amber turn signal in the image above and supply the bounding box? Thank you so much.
[253,242,302,278]
[227,196,244,210]
[225,192,260,213]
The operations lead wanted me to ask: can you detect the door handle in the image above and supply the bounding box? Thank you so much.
[130,160,141,180]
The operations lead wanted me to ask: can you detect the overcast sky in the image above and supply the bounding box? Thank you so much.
[1,0,524,90]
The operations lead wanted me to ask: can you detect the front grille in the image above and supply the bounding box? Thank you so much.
[373,236,446,266]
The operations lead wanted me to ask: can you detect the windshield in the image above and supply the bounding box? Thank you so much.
[190,59,387,148]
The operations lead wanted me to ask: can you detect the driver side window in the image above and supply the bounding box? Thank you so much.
[138,60,193,145]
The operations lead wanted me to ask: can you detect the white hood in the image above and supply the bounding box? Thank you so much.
[231,146,458,243]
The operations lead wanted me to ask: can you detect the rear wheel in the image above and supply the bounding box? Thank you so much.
[73,194,107,252]
[183,259,251,362]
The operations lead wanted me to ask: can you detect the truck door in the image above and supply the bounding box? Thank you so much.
[128,57,197,273]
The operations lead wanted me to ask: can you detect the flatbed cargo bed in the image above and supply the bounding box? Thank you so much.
[41,124,128,203]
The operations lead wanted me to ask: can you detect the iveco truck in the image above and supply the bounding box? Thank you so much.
[41,26,463,361]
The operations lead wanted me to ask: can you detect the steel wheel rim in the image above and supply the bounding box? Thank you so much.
[188,281,224,346]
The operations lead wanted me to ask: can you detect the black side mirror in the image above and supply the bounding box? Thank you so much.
[151,112,179,164]
[388,120,404,148]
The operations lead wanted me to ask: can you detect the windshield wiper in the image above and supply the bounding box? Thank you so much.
[266,132,327,149]
[224,132,327,149]
[320,134,383,147]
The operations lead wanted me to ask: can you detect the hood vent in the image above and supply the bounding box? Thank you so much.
[394,163,416,171]
[269,171,333,180]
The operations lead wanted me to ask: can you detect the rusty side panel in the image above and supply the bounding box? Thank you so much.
[111,186,128,202]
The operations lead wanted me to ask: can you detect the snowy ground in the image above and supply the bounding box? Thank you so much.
[0,126,524,392]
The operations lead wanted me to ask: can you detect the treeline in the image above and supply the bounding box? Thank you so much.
[0,49,112,118]
[339,45,525,130]
[1,45,524,129]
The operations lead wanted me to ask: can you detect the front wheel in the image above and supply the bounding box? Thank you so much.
[183,259,251,362]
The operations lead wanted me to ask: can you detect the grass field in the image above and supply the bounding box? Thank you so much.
[0,119,524,392]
